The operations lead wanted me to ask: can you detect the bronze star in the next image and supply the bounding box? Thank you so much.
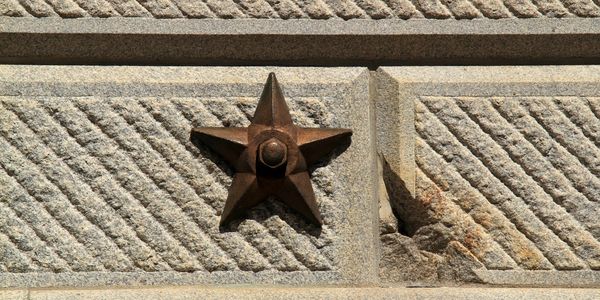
[191,73,352,226]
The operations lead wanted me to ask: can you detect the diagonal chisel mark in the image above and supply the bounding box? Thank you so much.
[415,137,553,270]
[261,199,334,270]
[587,97,600,120]
[554,97,600,149]
[16,0,57,16]
[415,103,584,270]
[1,0,29,16]
[416,138,533,269]
[6,98,176,271]
[151,97,333,269]
[419,97,600,269]
[0,199,51,271]
[109,98,272,271]
[455,98,600,239]
[264,0,307,18]
[6,0,600,18]
[104,0,152,17]
[43,99,203,272]
[522,98,600,178]
[0,230,38,272]
[416,162,518,269]
[73,99,239,271]
[417,101,585,269]
[71,0,118,17]
[0,103,127,271]
[3,100,166,271]
[491,98,600,207]
[416,132,565,269]
[0,137,104,271]
[0,93,338,272]
[0,200,72,272]
[128,97,308,271]
[0,153,105,272]
[552,97,600,153]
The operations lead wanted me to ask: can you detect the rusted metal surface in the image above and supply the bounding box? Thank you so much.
[191,73,352,226]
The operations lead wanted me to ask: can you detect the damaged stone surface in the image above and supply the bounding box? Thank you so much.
[0,66,377,287]
[376,66,600,286]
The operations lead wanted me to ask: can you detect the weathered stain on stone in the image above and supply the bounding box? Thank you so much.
[408,96,600,272]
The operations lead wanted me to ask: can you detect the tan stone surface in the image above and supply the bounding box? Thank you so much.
[1,0,595,19]
[376,66,600,285]
[0,66,377,287]
[19,287,600,300]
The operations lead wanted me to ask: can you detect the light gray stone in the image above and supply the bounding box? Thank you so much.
[0,66,377,287]
[376,66,600,286]
[24,286,600,299]
[5,18,600,36]
[0,290,27,300]
[1,0,598,19]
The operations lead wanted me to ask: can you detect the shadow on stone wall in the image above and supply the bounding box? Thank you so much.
[378,154,484,285]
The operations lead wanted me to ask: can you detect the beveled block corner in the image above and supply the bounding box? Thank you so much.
[0,66,377,287]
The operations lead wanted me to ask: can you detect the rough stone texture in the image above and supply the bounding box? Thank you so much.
[16,287,600,299]
[376,66,600,286]
[4,18,600,66]
[1,0,599,19]
[0,66,377,287]
[0,290,26,300]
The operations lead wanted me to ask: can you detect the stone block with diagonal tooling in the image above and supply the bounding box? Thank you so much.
[0,66,377,287]
[376,66,600,286]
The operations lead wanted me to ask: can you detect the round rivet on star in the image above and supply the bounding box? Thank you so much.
[259,138,287,168]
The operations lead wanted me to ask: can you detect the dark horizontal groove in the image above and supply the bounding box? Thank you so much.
[2,33,600,67]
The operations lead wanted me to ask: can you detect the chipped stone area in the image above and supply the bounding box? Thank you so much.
[0,96,339,273]
[0,0,597,19]
[380,95,600,284]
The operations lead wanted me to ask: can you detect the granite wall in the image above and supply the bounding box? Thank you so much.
[1,2,600,298]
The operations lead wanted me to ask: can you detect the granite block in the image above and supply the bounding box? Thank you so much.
[0,66,377,287]
[376,66,600,286]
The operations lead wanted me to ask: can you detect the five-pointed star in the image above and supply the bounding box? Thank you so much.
[191,73,352,226]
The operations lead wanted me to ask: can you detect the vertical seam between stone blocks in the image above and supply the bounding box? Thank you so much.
[368,69,382,276]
